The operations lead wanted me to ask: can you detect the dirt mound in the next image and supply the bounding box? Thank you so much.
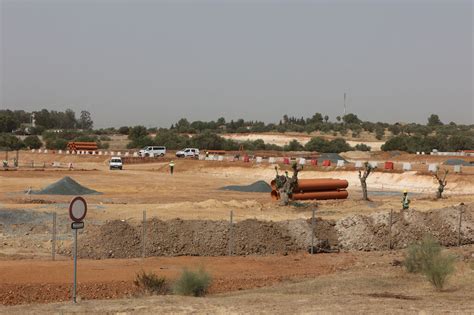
[336,204,474,250]
[78,220,141,259]
[220,181,272,193]
[233,219,298,255]
[32,176,101,195]
[76,218,300,259]
[145,219,229,256]
[71,205,474,259]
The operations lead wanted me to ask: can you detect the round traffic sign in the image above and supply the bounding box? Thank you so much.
[69,196,87,222]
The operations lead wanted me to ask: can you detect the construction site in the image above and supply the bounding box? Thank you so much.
[0,145,473,313]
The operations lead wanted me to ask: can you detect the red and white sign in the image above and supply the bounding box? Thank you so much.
[69,196,87,222]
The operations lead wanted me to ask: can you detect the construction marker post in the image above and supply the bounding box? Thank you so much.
[69,197,87,304]
[311,208,316,254]
[52,212,56,261]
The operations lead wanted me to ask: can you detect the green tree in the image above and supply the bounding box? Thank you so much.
[23,135,42,149]
[154,130,189,149]
[375,127,385,140]
[342,113,361,124]
[427,114,443,127]
[309,113,324,124]
[0,110,20,133]
[78,110,93,130]
[388,124,401,136]
[324,115,329,123]
[128,126,148,140]
[118,126,130,135]
[354,143,371,151]
[284,139,305,151]
[0,133,25,150]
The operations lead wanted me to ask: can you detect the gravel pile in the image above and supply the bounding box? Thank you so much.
[32,176,101,195]
[220,181,272,193]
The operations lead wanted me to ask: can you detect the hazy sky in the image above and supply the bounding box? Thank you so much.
[1,0,473,128]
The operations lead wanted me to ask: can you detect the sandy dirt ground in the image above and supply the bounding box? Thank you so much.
[1,246,473,313]
[1,152,473,312]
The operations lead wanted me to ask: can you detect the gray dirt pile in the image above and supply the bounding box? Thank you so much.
[219,181,272,193]
[32,176,100,195]
[336,204,473,251]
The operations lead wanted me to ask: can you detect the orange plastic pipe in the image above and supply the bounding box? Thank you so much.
[294,179,348,192]
[291,190,348,201]
[271,190,279,200]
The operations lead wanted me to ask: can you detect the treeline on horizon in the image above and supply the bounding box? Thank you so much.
[1,109,473,153]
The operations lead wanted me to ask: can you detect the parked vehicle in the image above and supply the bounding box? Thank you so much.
[109,157,123,170]
[138,146,166,157]
[176,148,200,158]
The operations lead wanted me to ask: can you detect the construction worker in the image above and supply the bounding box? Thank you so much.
[169,160,175,175]
[402,190,410,210]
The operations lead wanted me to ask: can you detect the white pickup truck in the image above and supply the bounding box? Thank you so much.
[175,148,200,158]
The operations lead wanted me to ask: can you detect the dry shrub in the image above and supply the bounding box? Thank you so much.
[404,235,455,290]
[134,271,169,295]
[173,268,212,297]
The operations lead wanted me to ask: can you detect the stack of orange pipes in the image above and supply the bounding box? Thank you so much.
[271,178,349,201]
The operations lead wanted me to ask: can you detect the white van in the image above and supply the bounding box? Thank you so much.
[176,148,200,158]
[138,146,166,157]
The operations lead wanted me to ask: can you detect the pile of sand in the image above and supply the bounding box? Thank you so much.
[32,176,101,195]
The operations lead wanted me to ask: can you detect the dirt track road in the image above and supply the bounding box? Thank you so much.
[2,247,473,314]
[0,253,354,305]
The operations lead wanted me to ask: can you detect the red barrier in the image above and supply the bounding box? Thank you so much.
[243,155,250,162]
[384,161,394,170]
[283,157,290,164]
[322,160,331,166]
[311,159,317,166]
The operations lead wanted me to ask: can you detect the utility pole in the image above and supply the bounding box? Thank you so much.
[343,92,347,117]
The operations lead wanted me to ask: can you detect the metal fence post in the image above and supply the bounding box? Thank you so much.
[311,208,316,254]
[458,207,463,246]
[228,210,233,256]
[389,209,393,250]
[52,212,57,261]
[142,210,146,258]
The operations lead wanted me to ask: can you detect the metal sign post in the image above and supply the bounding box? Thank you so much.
[69,197,87,304]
